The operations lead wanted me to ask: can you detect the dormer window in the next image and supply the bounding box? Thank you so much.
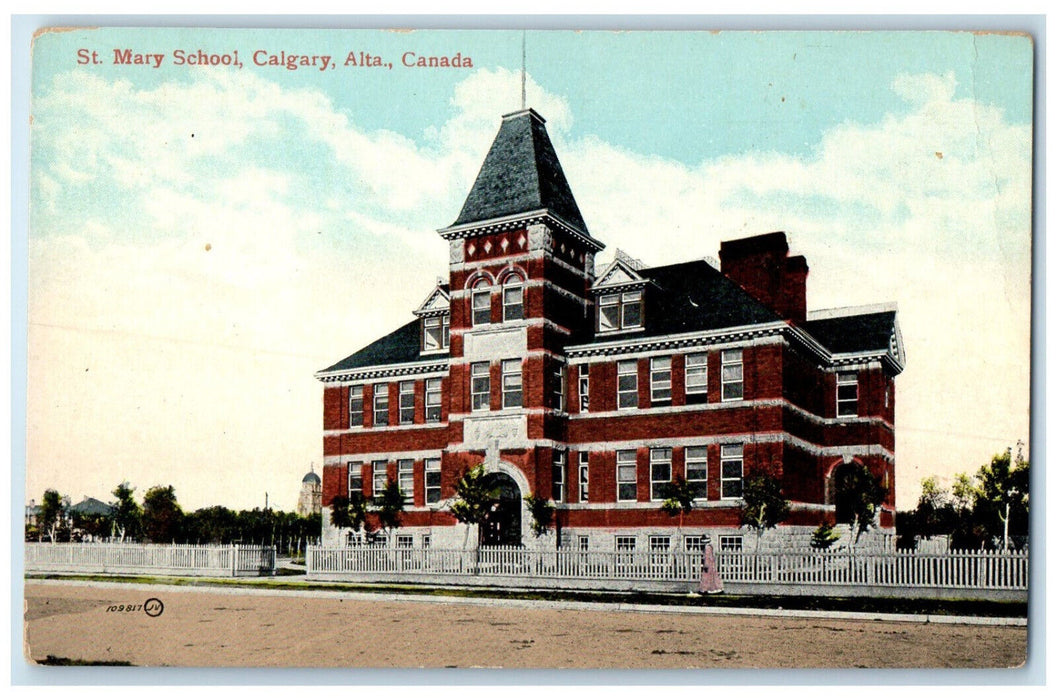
[422,314,449,352]
[413,284,450,351]
[472,279,491,326]
[599,290,643,332]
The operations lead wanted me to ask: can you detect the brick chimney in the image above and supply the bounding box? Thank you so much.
[719,231,809,323]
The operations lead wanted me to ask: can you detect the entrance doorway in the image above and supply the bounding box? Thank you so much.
[480,472,522,546]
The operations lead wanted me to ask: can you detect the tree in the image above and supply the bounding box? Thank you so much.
[740,474,790,549]
[141,485,184,543]
[971,447,1029,550]
[71,510,112,542]
[329,492,370,543]
[660,476,697,540]
[449,464,500,548]
[375,479,407,538]
[810,522,841,550]
[39,489,67,543]
[185,506,237,544]
[833,463,887,550]
[524,494,555,538]
[111,482,142,542]
[908,475,960,544]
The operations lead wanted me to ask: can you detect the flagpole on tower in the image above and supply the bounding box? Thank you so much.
[521,30,527,109]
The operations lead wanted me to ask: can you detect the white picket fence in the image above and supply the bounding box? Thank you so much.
[716,549,1028,589]
[25,543,277,577]
[307,545,1028,592]
[309,545,706,581]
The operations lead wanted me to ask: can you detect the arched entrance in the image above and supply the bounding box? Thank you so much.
[480,472,522,546]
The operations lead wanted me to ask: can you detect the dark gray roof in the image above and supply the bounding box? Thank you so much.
[69,497,113,516]
[801,311,897,354]
[451,109,588,233]
[571,259,782,344]
[319,319,447,374]
[302,471,321,485]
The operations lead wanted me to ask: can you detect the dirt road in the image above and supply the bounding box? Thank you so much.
[23,581,1026,669]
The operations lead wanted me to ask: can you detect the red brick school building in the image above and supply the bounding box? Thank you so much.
[316,108,904,551]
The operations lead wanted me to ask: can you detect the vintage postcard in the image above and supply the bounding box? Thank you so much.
[21,25,1033,673]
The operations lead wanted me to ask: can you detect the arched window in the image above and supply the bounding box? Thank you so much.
[471,277,492,326]
[502,272,525,322]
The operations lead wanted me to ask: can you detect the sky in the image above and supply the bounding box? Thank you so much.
[22,27,1033,513]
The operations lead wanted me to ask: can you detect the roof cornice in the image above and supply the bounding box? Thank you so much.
[315,358,450,383]
[565,320,905,375]
[566,321,788,359]
[437,209,605,253]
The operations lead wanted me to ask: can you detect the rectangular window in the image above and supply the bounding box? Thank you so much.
[578,535,590,551]
[649,535,671,551]
[552,450,566,503]
[598,290,644,332]
[622,290,642,328]
[471,362,490,412]
[650,448,673,501]
[373,383,389,426]
[720,535,743,552]
[721,349,744,401]
[371,533,387,548]
[599,294,620,331]
[578,451,589,503]
[616,535,636,551]
[650,356,672,404]
[349,385,364,427]
[399,381,415,425]
[397,535,413,549]
[617,360,638,409]
[423,315,449,351]
[552,363,566,412]
[503,283,524,321]
[425,378,442,423]
[720,444,744,499]
[398,459,414,502]
[472,287,491,326]
[685,353,708,403]
[422,535,431,549]
[502,359,523,409]
[425,458,441,505]
[617,450,638,502]
[685,446,708,500]
[347,461,363,498]
[578,371,590,411]
[371,460,388,498]
[346,531,364,547]
[683,535,705,551]
[837,372,859,417]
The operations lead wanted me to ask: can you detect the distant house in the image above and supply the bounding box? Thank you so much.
[316,108,904,552]
[69,496,114,541]
[69,496,114,518]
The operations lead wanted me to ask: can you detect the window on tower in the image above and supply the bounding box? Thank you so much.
[471,362,490,411]
[502,273,524,321]
[471,279,491,326]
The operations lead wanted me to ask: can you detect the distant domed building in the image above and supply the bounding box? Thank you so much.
[297,466,322,517]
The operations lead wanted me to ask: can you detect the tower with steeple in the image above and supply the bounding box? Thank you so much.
[297,465,322,517]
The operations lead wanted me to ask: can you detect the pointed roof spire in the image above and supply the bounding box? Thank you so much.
[447,109,590,235]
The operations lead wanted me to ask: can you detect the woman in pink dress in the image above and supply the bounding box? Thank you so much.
[699,540,723,594]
